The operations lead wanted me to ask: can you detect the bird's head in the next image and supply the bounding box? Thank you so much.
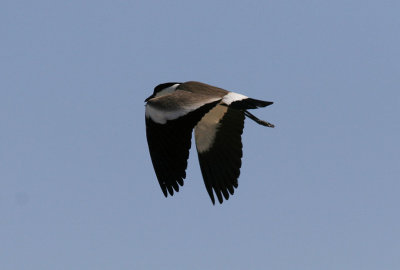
[145,82,181,102]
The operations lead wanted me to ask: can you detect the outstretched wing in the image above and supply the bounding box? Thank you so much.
[195,105,245,204]
[145,92,221,197]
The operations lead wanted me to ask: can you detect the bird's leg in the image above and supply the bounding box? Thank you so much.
[244,111,275,128]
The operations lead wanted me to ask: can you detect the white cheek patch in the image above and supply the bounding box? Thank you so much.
[154,84,180,98]
[195,105,228,153]
[222,92,248,105]
[145,104,193,124]
[145,97,221,124]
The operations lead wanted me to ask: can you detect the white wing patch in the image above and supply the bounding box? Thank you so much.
[195,104,228,153]
[222,92,248,105]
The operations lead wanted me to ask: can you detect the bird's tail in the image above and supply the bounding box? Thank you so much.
[231,98,273,110]
[229,98,274,127]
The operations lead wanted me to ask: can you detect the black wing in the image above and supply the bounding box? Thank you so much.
[195,106,245,204]
[146,100,220,197]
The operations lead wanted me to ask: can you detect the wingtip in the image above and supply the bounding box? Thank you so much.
[161,188,168,197]
[209,194,216,205]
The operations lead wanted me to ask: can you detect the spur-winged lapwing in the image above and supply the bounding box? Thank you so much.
[145,81,274,204]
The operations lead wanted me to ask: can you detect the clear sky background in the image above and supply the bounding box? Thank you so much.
[1,1,399,269]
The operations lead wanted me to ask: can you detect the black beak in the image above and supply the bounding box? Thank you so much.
[145,94,154,102]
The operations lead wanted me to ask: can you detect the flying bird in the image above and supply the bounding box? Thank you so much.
[145,81,274,204]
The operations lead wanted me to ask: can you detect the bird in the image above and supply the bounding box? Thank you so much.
[145,81,274,204]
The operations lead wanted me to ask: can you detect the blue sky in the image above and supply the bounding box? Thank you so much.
[1,1,399,269]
